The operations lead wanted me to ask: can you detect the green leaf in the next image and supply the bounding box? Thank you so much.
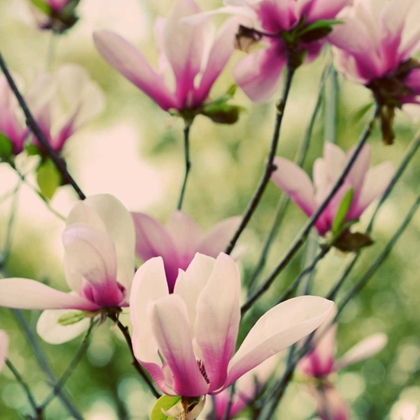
[333,231,374,253]
[36,158,62,199]
[332,188,354,236]
[58,311,85,326]
[299,19,343,36]
[202,104,244,124]
[351,102,374,124]
[30,0,51,14]
[151,395,182,420]
[299,19,342,43]
[25,144,42,156]
[0,133,13,160]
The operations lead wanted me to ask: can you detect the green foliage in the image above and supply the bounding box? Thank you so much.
[36,158,62,199]
[332,188,354,236]
[150,395,181,420]
[0,133,13,161]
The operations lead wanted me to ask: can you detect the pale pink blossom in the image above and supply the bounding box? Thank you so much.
[0,194,135,344]
[329,0,420,125]
[28,64,105,153]
[93,0,238,113]
[0,330,8,373]
[271,143,394,236]
[217,0,351,102]
[132,211,240,293]
[130,252,334,397]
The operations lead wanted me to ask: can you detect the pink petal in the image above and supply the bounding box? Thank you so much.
[150,294,209,396]
[297,0,351,23]
[226,296,334,386]
[233,42,286,103]
[197,216,241,258]
[272,156,317,217]
[335,333,387,370]
[345,145,371,198]
[314,386,351,420]
[323,143,347,183]
[93,31,178,111]
[0,330,9,372]
[195,253,241,392]
[0,279,98,310]
[132,212,179,292]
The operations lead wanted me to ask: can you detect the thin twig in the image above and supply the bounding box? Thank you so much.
[177,123,192,210]
[108,313,160,399]
[0,53,86,200]
[241,106,378,315]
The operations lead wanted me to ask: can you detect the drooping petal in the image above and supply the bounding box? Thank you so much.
[272,156,317,217]
[226,296,334,386]
[93,31,178,111]
[233,42,286,103]
[335,333,388,370]
[150,294,209,396]
[195,253,241,392]
[0,330,9,372]
[36,309,91,344]
[197,216,241,258]
[0,279,98,310]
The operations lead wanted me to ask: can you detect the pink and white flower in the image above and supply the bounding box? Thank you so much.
[271,143,394,236]
[132,211,240,293]
[130,252,334,397]
[93,0,238,113]
[0,194,135,344]
[0,330,8,373]
[217,0,351,102]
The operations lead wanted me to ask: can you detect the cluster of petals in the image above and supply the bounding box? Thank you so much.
[93,0,239,113]
[271,143,394,236]
[0,194,135,344]
[0,330,8,373]
[130,252,334,397]
[29,64,105,153]
[218,0,351,102]
[298,310,387,420]
[132,211,240,292]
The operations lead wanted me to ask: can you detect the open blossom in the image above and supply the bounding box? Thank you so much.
[93,0,238,114]
[130,252,334,397]
[28,64,105,153]
[0,330,8,373]
[218,0,351,102]
[298,312,387,420]
[0,194,135,344]
[132,211,240,293]
[271,143,394,236]
[329,0,420,143]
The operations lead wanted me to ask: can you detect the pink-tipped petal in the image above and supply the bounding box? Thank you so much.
[197,216,241,258]
[335,333,388,370]
[272,156,317,217]
[0,330,9,372]
[0,279,98,310]
[226,296,334,386]
[233,43,286,103]
[93,30,177,111]
[36,310,91,345]
[195,253,241,392]
[150,294,209,396]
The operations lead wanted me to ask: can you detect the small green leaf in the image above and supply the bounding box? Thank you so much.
[332,188,354,236]
[299,19,342,43]
[30,0,51,14]
[151,395,181,420]
[25,144,42,156]
[333,231,374,253]
[58,311,85,326]
[0,133,13,160]
[36,158,62,199]
[351,102,374,124]
[299,19,343,36]
[202,104,244,125]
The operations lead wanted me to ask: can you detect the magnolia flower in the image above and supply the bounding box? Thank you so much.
[132,211,240,292]
[28,64,105,153]
[130,252,334,397]
[93,0,238,115]
[215,0,351,102]
[329,0,420,143]
[298,312,387,420]
[271,143,394,237]
[0,194,135,344]
[0,330,8,373]
[0,75,28,156]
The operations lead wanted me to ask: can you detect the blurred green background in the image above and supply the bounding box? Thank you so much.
[0,0,419,419]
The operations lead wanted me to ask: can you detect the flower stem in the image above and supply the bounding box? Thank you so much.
[108,313,160,399]
[241,105,378,315]
[177,123,192,210]
[225,56,298,256]
[0,53,86,200]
